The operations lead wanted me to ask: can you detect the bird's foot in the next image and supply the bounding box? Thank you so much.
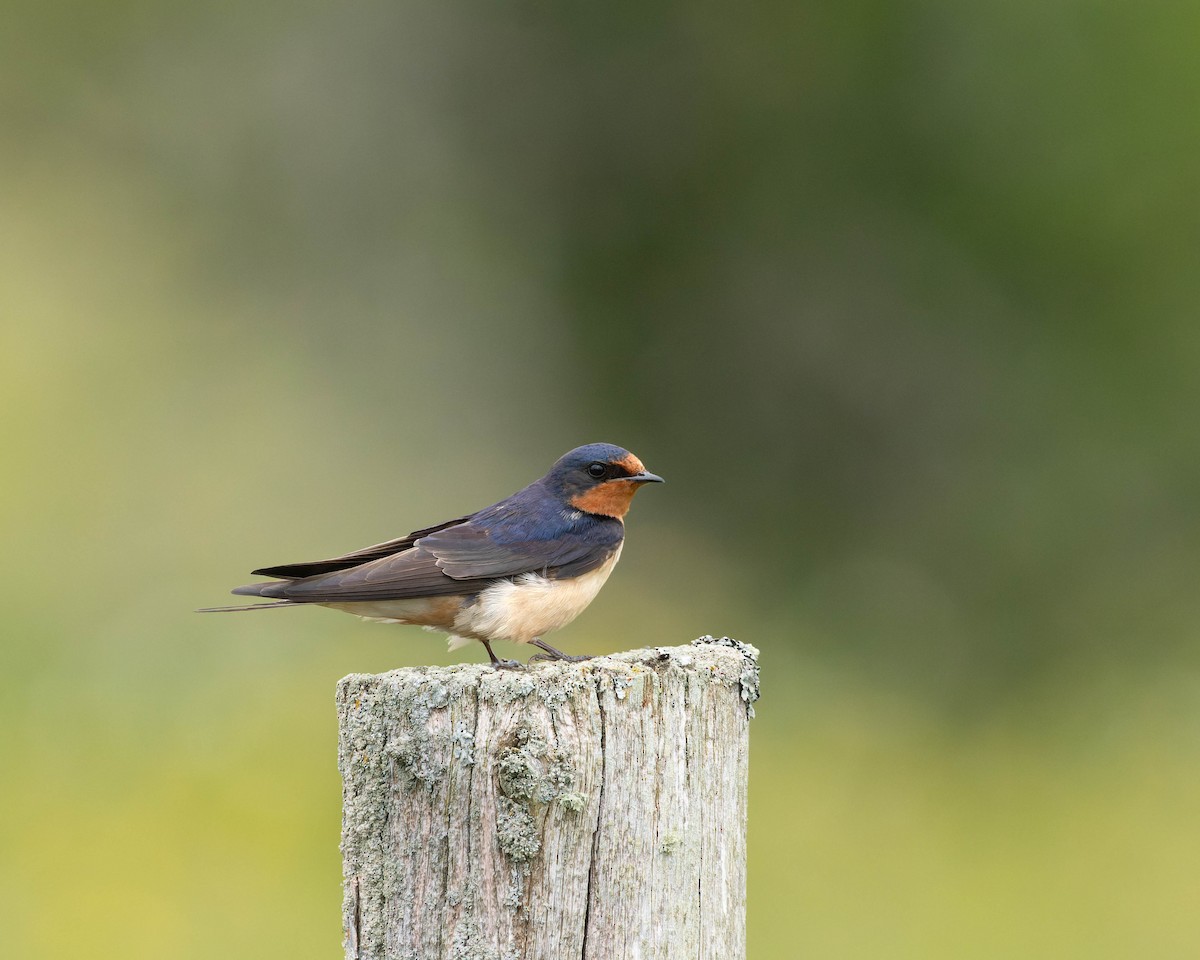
[481,639,524,670]
[528,652,593,664]
[528,638,593,663]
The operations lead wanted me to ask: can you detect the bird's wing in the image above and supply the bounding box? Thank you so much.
[267,519,621,604]
[419,522,615,579]
[249,515,475,579]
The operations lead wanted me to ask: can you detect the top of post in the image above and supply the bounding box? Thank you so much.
[337,635,761,719]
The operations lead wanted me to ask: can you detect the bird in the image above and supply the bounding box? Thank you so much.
[199,443,663,668]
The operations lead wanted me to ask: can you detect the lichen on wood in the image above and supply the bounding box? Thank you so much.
[337,637,759,960]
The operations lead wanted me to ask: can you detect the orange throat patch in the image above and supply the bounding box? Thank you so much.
[570,481,641,519]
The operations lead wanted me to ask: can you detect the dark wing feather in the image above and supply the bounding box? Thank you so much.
[275,547,469,602]
[250,515,474,579]
[264,517,622,604]
[419,523,614,579]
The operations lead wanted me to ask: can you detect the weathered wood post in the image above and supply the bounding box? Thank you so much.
[337,636,759,960]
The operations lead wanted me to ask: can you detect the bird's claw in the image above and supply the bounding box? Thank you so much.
[491,658,524,671]
[528,652,594,664]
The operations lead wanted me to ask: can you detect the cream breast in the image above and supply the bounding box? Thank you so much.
[453,543,624,645]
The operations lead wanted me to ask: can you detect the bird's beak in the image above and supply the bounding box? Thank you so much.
[620,471,665,484]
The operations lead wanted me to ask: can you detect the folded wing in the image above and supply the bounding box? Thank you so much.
[240,517,622,604]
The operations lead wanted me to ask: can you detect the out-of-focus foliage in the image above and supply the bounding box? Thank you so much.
[3,1,1198,957]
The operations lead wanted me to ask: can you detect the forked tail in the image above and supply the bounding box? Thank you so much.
[196,600,298,613]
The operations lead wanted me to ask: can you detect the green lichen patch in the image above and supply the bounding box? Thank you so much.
[495,795,540,862]
[494,722,585,865]
[447,915,519,960]
[386,731,447,786]
[496,723,580,808]
[556,791,586,813]
[451,720,477,765]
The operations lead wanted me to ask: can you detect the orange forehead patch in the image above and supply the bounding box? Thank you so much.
[618,453,645,475]
[570,482,641,519]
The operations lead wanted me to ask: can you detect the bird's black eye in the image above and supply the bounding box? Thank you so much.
[586,462,608,479]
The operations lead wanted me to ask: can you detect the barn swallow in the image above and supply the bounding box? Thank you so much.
[199,443,663,668]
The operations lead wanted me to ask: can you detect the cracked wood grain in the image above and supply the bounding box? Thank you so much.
[337,637,759,960]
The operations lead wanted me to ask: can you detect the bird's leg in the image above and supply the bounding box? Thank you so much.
[481,638,522,670]
[528,638,594,663]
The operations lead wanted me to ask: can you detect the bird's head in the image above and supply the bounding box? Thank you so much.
[542,443,664,519]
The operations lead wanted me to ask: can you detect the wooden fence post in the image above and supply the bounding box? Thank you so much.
[337,636,759,960]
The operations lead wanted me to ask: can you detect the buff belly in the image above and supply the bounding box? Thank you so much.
[322,543,623,651]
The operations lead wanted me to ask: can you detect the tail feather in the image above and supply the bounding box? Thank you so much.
[231,580,289,598]
[196,600,299,613]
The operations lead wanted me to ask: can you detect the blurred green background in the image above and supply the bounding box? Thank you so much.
[3,1,1199,957]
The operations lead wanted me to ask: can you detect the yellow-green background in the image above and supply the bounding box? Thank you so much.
[4,1,1198,957]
